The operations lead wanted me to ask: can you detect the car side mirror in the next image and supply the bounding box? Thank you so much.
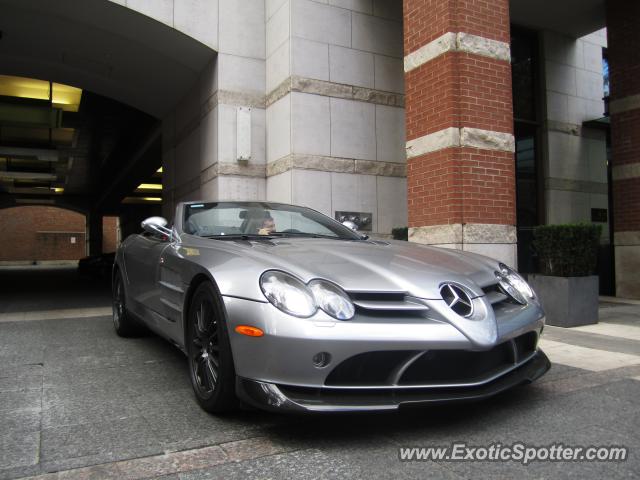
[141,216,171,237]
[342,220,358,231]
[342,220,369,240]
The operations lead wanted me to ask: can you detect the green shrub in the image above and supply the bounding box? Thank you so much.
[392,227,408,241]
[533,223,602,277]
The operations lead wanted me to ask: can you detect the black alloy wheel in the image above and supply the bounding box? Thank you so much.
[187,282,236,413]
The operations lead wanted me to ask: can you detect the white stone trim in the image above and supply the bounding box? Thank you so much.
[409,223,517,245]
[266,76,405,108]
[457,32,511,62]
[405,127,460,158]
[612,162,640,181]
[404,32,511,73]
[405,127,514,158]
[460,127,515,153]
[409,223,463,244]
[609,93,640,115]
[404,32,457,73]
[545,177,608,195]
[614,231,640,246]
[266,154,406,178]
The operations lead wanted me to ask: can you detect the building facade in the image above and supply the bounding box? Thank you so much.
[0,0,636,297]
[156,0,636,297]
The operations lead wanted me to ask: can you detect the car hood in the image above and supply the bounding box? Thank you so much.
[192,237,502,300]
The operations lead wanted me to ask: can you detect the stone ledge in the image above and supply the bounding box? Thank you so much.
[612,162,640,181]
[609,93,640,115]
[201,162,267,182]
[409,223,517,245]
[266,154,406,177]
[405,127,514,158]
[460,127,515,153]
[404,31,511,73]
[266,76,405,108]
[614,231,640,246]
[545,177,609,195]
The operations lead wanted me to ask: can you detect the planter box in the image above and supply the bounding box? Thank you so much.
[528,275,599,327]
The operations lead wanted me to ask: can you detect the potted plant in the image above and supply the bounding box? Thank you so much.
[528,223,602,327]
[392,227,408,241]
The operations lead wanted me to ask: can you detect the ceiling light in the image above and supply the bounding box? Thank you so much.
[136,183,162,191]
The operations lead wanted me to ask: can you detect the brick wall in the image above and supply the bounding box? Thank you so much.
[103,216,119,253]
[404,0,515,229]
[607,0,640,234]
[403,0,510,53]
[0,207,119,262]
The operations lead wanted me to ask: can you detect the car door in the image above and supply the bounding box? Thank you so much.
[123,232,170,313]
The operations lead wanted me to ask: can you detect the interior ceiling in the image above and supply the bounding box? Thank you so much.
[510,0,606,38]
[0,78,159,209]
[0,0,216,213]
[0,0,215,118]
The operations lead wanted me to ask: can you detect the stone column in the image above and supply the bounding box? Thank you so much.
[607,0,640,298]
[403,0,517,266]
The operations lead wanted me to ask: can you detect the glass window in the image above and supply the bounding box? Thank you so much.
[511,29,538,121]
[183,202,360,240]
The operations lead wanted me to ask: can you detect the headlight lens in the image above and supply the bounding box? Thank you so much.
[496,263,536,304]
[309,280,355,320]
[260,271,317,317]
[259,271,356,320]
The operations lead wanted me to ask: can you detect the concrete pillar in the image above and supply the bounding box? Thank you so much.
[86,210,103,256]
[607,0,640,298]
[403,0,517,266]
[265,0,408,235]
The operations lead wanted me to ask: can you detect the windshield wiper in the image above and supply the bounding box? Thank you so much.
[267,232,355,240]
[201,234,276,240]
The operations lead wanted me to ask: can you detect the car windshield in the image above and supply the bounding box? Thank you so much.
[183,202,361,240]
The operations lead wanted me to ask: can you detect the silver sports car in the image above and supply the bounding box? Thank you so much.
[113,201,550,413]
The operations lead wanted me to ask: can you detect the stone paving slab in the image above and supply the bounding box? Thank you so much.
[1,305,639,479]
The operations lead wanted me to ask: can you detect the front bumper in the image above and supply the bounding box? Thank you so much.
[223,296,545,382]
[236,350,550,412]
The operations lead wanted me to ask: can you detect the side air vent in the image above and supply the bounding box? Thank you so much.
[348,292,429,316]
[482,283,522,309]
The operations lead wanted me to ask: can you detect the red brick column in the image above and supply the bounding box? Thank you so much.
[403,0,517,266]
[607,0,640,298]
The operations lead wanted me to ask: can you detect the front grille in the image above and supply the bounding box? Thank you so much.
[324,332,538,388]
[277,352,548,407]
[399,344,513,385]
[325,351,421,386]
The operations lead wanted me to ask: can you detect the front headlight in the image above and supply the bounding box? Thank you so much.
[309,280,355,320]
[260,271,317,317]
[496,263,536,304]
[259,271,356,320]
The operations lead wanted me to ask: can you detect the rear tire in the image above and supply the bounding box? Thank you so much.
[112,271,143,337]
[187,282,237,413]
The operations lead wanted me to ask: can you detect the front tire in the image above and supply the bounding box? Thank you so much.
[112,271,143,337]
[187,282,237,413]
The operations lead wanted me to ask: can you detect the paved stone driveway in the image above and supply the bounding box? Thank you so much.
[1,269,639,479]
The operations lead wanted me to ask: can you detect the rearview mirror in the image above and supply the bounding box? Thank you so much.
[141,216,171,237]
